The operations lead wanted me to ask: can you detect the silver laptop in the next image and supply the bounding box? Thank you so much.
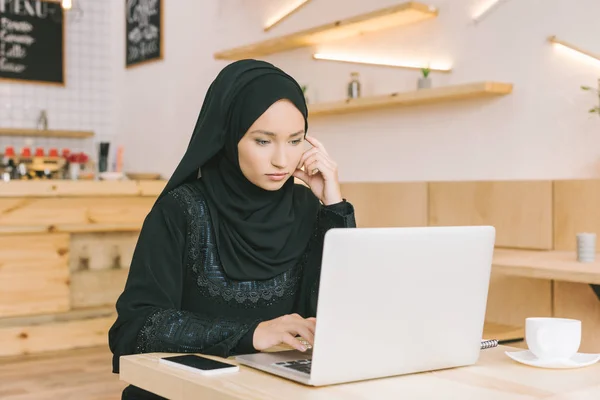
[235,225,496,386]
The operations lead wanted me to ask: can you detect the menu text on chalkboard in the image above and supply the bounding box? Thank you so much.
[126,0,163,68]
[0,0,64,85]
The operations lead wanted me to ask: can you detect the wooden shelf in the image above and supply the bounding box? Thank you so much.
[492,248,600,285]
[0,128,94,139]
[308,81,513,116]
[214,2,437,60]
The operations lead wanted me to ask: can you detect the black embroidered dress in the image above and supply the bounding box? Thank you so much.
[108,180,356,399]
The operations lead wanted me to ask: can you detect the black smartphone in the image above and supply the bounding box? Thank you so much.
[159,354,240,375]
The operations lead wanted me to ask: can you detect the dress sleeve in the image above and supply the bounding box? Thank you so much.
[108,193,257,373]
[294,199,357,317]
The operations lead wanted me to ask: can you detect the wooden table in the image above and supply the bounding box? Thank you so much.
[119,346,600,399]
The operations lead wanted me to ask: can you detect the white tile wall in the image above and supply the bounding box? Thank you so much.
[0,0,113,160]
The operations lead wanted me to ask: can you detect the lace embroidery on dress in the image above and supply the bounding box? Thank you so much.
[135,309,250,356]
[171,183,303,307]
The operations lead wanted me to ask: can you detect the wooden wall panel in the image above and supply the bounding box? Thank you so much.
[0,234,70,318]
[553,180,600,352]
[70,232,139,271]
[554,179,600,251]
[428,181,553,250]
[0,308,115,357]
[484,273,553,328]
[554,282,600,353]
[340,182,428,227]
[70,269,129,309]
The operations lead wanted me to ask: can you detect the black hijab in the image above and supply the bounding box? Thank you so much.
[158,59,320,281]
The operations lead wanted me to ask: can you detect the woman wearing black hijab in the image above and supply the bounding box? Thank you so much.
[109,59,356,399]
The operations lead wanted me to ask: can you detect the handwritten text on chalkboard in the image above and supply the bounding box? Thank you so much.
[126,0,162,67]
[0,0,64,84]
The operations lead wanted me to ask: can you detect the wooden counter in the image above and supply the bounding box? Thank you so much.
[0,180,166,356]
[493,249,600,285]
[0,180,166,234]
[120,345,600,399]
[0,180,165,198]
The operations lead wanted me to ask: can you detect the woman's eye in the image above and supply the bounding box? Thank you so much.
[290,139,302,145]
[255,139,270,146]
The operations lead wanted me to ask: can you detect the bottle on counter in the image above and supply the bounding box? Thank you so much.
[37,110,49,130]
[2,146,16,181]
[115,146,124,173]
[98,142,110,173]
[347,72,361,100]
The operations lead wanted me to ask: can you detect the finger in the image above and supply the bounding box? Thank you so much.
[289,315,317,341]
[305,136,329,156]
[292,169,310,185]
[305,159,321,176]
[297,147,320,169]
[282,332,307,352]
[294,325,315,346]
[303,153,334,175]
[305,158,334,177]
[286,323,315,347]
[297,317,317,336]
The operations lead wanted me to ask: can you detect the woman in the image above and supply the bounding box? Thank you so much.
[108,59,356,399]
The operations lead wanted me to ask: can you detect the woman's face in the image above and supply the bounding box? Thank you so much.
[238,99,306,191]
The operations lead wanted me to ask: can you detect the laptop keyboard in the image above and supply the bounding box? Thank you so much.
[274,359,312,374]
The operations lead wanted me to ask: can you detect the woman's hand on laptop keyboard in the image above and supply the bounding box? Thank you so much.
[253,314,316,352]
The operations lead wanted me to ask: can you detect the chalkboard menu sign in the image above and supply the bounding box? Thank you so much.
[0,1,64,85]
[126,0,163,68]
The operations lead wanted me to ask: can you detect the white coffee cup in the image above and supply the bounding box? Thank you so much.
[526,317,581,361]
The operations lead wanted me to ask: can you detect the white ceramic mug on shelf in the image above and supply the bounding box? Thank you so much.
[526,317,581,361]
[576,233,596,262]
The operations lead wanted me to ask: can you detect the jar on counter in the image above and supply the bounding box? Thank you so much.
[347,72,361,99]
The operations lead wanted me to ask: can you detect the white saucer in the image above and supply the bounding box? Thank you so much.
[505,350,600,369]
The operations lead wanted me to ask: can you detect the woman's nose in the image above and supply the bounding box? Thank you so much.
[271,148,288,168]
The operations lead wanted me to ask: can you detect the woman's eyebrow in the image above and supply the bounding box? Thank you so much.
[250,130,304,137]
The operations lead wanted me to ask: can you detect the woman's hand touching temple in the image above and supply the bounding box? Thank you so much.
[293,135,343,206]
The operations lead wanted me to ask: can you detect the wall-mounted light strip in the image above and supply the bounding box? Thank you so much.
[264,0,312,32]
[312,53,452,72]
[472,0,511,23]
[548,36,600,68]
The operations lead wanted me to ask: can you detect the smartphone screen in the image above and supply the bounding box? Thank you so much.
[161,355,237,371]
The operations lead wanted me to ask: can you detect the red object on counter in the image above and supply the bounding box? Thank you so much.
[48,148,59,157]
[67,152,89,164]
[4,146,15,157]
[21,147,31,157]
[35,147,44,157]
[62,148,71,158]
